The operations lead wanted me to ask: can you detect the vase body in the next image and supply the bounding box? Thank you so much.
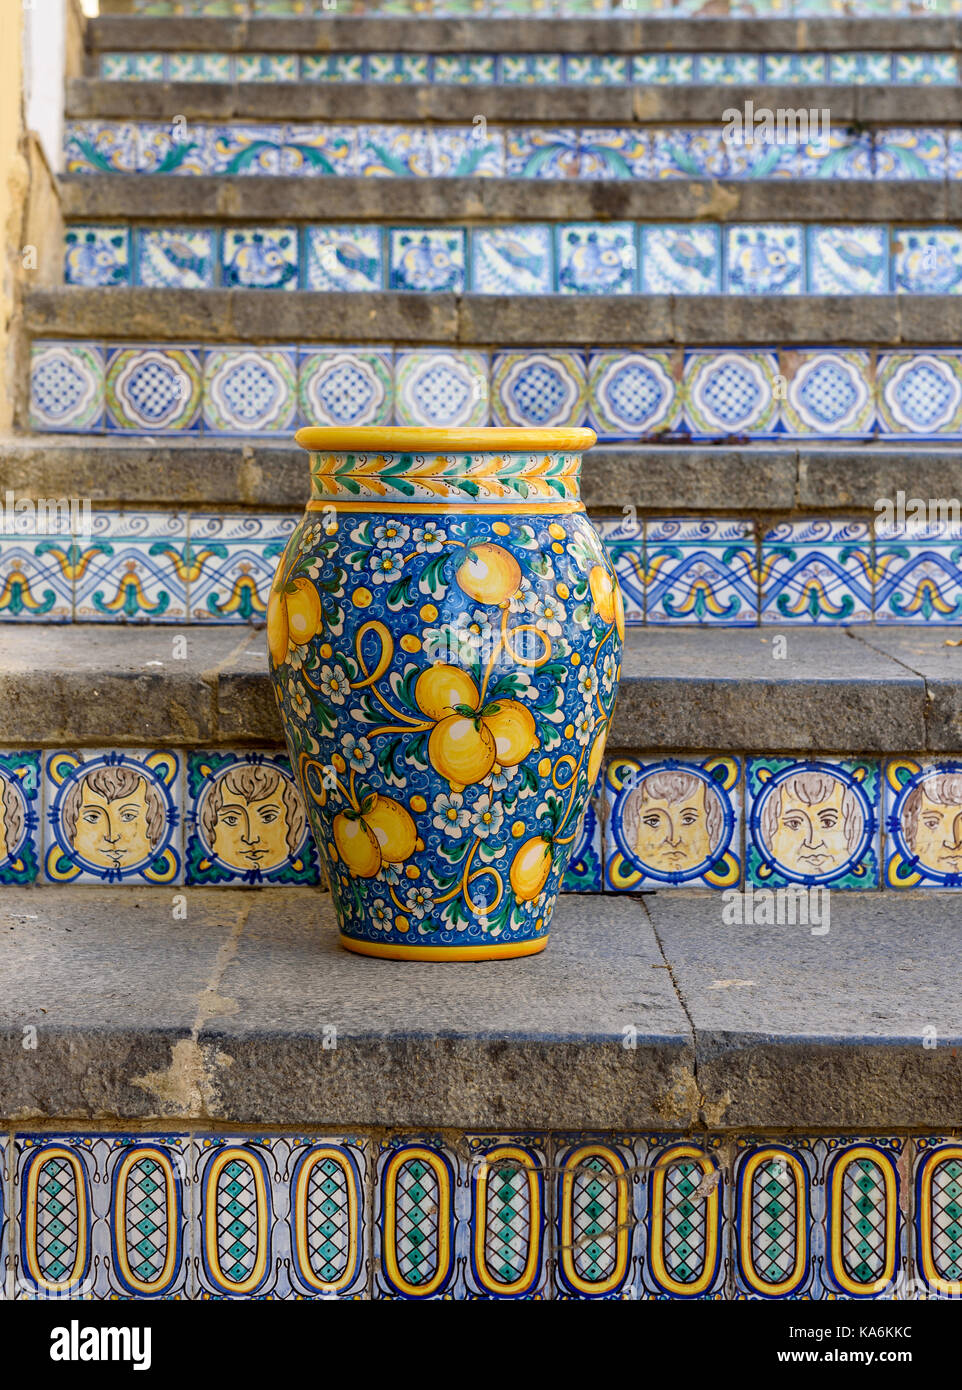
[268,427,623,960]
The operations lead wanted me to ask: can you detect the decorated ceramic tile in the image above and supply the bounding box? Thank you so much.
[205,123,291,177]
[829,52,891,84]
[433,55,495,84]
[595,514,644,622]
[683,350,779,439]
[373,1138,461,1298]
[430,127,504,178]
[134,227,216,289]
[64,119,142,175]
[13,1135,191,1299]
[298,347,394,427]
[356,125,432,177]
[221,228,299,290]
[463,1136,549,1298]
[168,52,232,80]
[874,518,962,623]
[500,54,561,84]
[780,349,875,437]
[236,53,299,81]
[388,228,465,292]
[368,54,429,82]
[43,750,182,885]
[914,1138,962,1296]
[0,514,76,623]
[650,127,727,179]
[793,130,873,181]
[305,226,383,292]
[874,128,947,180]
[187,514,295,624]
[302,55,366,82]
[895,54,957,84]
[106,346,203,432]
[633,54,694,83]
[491,350,587,427]
[639,225,721,295]
[805,225,888,295]
[29,341,105,433]
[185,750,319,884]
[562,794,602,892]
[395,349,488,426]
[893,229,962,295]
[204,348,298,434]
[557,224,636,295]
[725,226,802,295]
[763,53,826,83]
[647,517,757,625]
[587,350,681,440]
[191,1136,369,1298]
[731,1140,819,1299]
[471,225,553,296]
[553,1137,639,1299]
[638,1136,728,1300]
[699,53,759,83]
[63,226,130,287]
[505,127,648,180]
[761,519,872,623]
[746,757,879,890]
[884,759,962,889]
[605,756,741,890]
[565,55,628,84]
[0,752,40,884]
[74,511,188,623]
[819,1138,906,1299]
[877,352,962,438]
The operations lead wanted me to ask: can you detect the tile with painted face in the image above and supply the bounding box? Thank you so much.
[0,752,40,885]
[747,757,879,891]
[885,759,962,889]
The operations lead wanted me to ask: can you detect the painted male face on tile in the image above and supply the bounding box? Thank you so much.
[624,772,716,872]
[748,759,878,890]
[885,760,962,888]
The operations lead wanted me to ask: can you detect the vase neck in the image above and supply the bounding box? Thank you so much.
[307,449,583,507]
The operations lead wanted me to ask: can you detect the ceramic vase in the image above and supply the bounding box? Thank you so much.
[268,426,624,960]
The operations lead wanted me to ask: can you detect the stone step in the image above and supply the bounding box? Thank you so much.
[0,623,949,752]
[87,14,962,53]
[67,76,962,123]
[12,436,960,513]
[23,286,952,346]
[0,885,957,1132]
[63,173,961,223]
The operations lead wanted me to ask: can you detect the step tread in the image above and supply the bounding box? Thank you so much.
[0,885,955,1128]
[0,623,945,751]
[61,173,962,223]
[24,286,955,346]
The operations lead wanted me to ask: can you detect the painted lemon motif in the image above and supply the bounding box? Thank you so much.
[587,725,608,789]
[510,836,553,901]
[455,543,522,607]
[285,577,323,647]
[589,564,616,626]
[429,714,497,792]
[363,796,420,862]
[332,814,381,879]
[415,664,480,721]
[483,699,539,767]
[266,580,289,666]
[613,580,625,642]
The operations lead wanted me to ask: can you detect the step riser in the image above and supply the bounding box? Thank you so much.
[59,220,957,298]
[0,1129,950,1300]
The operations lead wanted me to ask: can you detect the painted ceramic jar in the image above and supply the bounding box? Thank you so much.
[268,427,623,960]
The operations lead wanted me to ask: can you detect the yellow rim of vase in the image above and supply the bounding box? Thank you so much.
[339,934,549,961]
[295,426,596,453]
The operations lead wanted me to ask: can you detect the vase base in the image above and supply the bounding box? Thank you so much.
[338,934,549,962]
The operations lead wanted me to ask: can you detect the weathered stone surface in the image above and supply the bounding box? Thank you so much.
[648,892,962,1130]
[797,446,962,510]
[28,287,930,346]
[852,627,962,752]
[0,624,934,752]
[0,889,695,1128]
[60,175,948,225]
[88,14,959,53]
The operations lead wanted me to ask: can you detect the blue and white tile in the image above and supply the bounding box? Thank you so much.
[64,226,130,287]
[462,1135,550,1299]
[187,515,296,625]
[725,225,803,295]
[221,227,299,289]
[893,229,962,295]
[204,348,298,435]
[557,223,636,294]
[301,54,366,82]
[471,225,553,295]
[637,1136,729,1300]
[42,750,183,885]
[29,342,105,433]
[505,127,647,180]
[805,225,888,294]
[632,54,694,84]
[587,350,680,439]
[828,52,891,84]
[895,54,957,84]
[499,54,562,84]
[64,120,142,175]
[430,127,504,177]
[74,511,188,624]
[169,52,232,81]
[565,55,628,84]
[388,228,465,292]
[304,226,383,292]
[433,55,495,84]
[639,225,721,295]
[368,54,430,82]
[299,347,394,427]
[647,518,757,625]
[874,128,947,180]
[105,346,203,433]
[761,519,872,624]
[604,755,742,890]
[683,350,779,439]
[780,349,875,438]
[372,1137,461,1299]
[874,518,962,624]
[0,515,74,622]
[236,53,299,82]
[562,795,603,892]
[876,352,962,438]
[552,1136,641,1299]
[356,125,433,177]
[280,125,356,178]
[698,54,759,83]
[794,129,873,180]
[651,127,727,179]
[395,349,489,427]
[134,227,217,289]
[491,350,587,427]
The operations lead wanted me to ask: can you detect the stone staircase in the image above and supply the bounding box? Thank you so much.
[2,2,962,1302]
